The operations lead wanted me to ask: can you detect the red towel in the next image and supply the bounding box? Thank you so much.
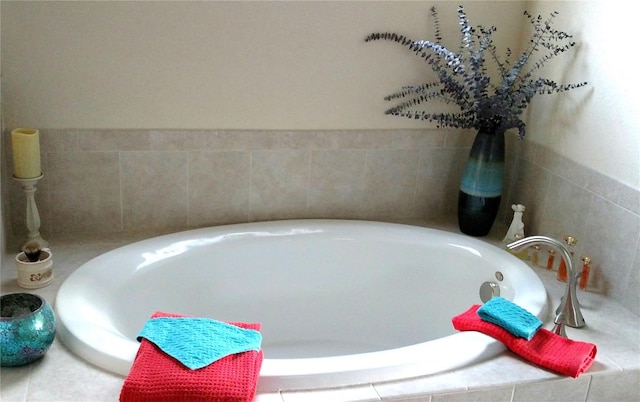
[120,312,263,402]
[452,305,596,378]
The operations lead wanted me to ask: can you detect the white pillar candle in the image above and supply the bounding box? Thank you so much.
[11,128,42,179]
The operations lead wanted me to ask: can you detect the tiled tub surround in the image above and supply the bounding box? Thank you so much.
[506,138,640,317]
[3,128,639,315]
[0,222,638,402]
[3,129,478,234]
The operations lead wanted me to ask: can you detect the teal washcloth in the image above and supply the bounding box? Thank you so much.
[137,317,262,370]
[476,297,542,341]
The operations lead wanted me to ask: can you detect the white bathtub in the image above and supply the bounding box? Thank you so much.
[55,220,547,392]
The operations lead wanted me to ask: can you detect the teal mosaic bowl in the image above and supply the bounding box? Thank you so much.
[1,293,56,366]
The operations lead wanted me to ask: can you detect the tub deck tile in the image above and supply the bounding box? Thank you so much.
[1,223,638,402]
[280,384,381,402]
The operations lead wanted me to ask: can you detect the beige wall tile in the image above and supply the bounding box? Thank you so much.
[150,130,252,151]
[46,152,121,233]
[46,151,119,190]
[188,151,250,227]
[443,129,477,148]
[247,131,311,150]
[149,130,205,151]
[77,130,151,151]
[331,130,394,150]
[581,196,639,302]
[505,159,552,236]
[39,129,79,152]
[391,129,446,149]
[121,151,188,231]
[538,175,592,241]
[626,240,640,316]
[619,183,640,215]
[415,148,467,220]
[249,150,310,221]
[414,176,457,219]
[362,148,420,219]
[307,149,368,219]
[49,188,122,233]
[418,148,468,178]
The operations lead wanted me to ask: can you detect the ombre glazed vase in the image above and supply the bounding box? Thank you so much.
[0,293,56,366]
[458,129,505,237]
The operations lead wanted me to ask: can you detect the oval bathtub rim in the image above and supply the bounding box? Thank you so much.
[54,219,548,392]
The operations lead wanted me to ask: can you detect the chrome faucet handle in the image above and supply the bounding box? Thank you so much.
[507,235,586,329]
[552,312,567,338]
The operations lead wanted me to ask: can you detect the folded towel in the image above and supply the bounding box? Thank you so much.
[137,317,262,370]
[452,305,596,378]
[120,312,263,402]
[477,297,542,340]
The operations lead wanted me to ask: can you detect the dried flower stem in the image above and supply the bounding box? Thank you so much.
[365,6,587,137]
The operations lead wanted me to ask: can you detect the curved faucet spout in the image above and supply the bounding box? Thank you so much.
[507,235,585,330]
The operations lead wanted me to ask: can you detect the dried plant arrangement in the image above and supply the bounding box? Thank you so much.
[365,5,587,138]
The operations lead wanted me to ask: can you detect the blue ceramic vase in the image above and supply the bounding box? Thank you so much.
[458,129,505,237]
[1,293,56,366]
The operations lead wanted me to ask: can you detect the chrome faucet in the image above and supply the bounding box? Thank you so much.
[507,236,585,332]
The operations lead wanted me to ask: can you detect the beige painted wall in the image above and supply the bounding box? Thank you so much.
[1,1,638,189]
[525,1,640,190]
[1,1,524,128]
